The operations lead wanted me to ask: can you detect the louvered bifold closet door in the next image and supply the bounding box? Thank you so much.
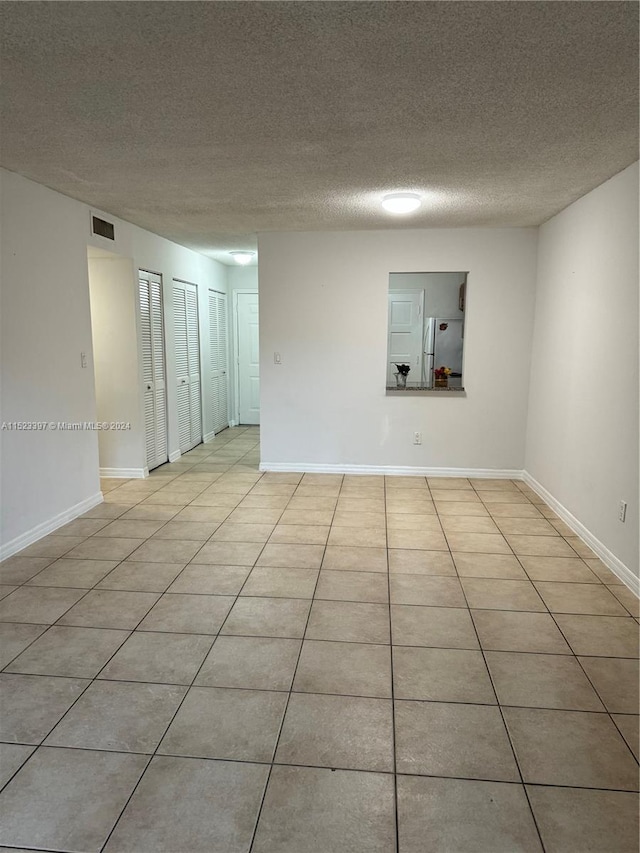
[173,280,202,453]
[209,289,228,434]
[139,271,168,470]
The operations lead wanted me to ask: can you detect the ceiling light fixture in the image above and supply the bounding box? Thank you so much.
[229,251,256,265]
[381,193,422,215]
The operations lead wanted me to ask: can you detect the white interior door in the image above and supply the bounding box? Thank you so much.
[139,270,168,470]
[209,289,229,434]
[237,292,260,424]
[387,290,424,386]
[173,280,202,453]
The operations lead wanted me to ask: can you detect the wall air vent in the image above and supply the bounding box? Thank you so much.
[91,215,115,241]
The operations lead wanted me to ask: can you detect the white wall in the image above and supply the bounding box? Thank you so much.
[1,169,228,555]
[259,228,538,471]
[88,254,144,473]
[525,163,639,578]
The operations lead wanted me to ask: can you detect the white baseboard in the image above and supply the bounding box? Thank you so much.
[203,430,216,444]
[260,462,523,479]
[168,450,181,463]
[523,472,639,596]
[1,491,104,561]
[99,467,148,479]
[229,419,239,428]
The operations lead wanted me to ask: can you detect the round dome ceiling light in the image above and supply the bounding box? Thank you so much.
[381,193,422,215]
[229,251,256,265]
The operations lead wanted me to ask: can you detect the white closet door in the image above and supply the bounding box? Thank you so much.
[209,289,228,434]
[237,292,260,424]
[173,280,202,453]
[139,270,168,470]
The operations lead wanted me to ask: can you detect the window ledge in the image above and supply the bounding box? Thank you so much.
[386,386,466,396]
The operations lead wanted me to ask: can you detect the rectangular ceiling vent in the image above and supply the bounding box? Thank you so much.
[91,215,115,241]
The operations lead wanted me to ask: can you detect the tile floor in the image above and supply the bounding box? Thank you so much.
[0,425,638,852]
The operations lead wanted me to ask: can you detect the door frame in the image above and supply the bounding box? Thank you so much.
[232,289,259,426]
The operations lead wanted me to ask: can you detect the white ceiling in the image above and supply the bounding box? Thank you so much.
[1,2,637,264]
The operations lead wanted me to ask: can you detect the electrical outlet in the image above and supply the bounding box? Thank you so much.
[618,500,627,522]
[413,431,422,445]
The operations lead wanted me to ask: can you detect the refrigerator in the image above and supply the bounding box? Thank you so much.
[423,318,464,388]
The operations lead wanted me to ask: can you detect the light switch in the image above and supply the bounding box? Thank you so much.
[274,352,282,364]
[80,352,88,368]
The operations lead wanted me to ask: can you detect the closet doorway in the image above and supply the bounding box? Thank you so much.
[173,280,202,452]
[139,270,168,470]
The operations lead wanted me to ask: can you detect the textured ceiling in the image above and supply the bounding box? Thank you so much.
[1,1,637,264]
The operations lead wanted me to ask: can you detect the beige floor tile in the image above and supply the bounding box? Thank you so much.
[238,494,290,509]
[0,673,89,743]
[18,536,87,559]
[453,552,527,579]
[295,485,341,498]
[446,531,512,555]
[582,558,623,585]
[613,714,639,760]
[504,707,639,790]
[565,536,597,559]
[5,626,129,678]
[387,529,448,550]
[278,509,335,526]
[58,590,160,629]
[252,765,395,853]
[386,499,436,516]
[306,600,390,644]
[431,489,481,503]
[505,535,577,558]
[247,485,297,498]
[166,564,250,595]
[194,540,263,566]
[301,474,343,487]
[128,538,204,564]
[172,505,232,522]
[57,518,112,537]
[462,578,546,611]
[322,545,388,572]
[0,747,148,853]
[427,477,472,489]
[386,513,441,530]
[159,686,287,762]
[45,680,186,752]
[494,517,560,536]
[527,785,640,853]
[315,570,388,603]
[398,776,543,853]
[554,614,639,658]
[486,651,604,711]
[386,476,428,489]
[488,503,544,518]
[519,555,599,583]
[610,585,640,617]
[533,581,628,616]
[435,501,490,516]
[241,566,319,599]
[196,636,301,691]
[328,526,387,548]
[0,556,55,584]
[391,604,479,649]
[103,755,269,853]
[0,586,87,625]
[269,524,329,545]
[395,700,519,780]
[578,656,640,713]
[210,522,274,543]
[98,631,213,684]
[226,506,284,525]
[288,495,338,512]
[389,549,456,575]
[152,520,220,540]
[276,692,394,772]
[94,519,166,539]
[221,596,311,638]
[0,623,49,668]
[477,491,531,504]
[337,497,386,513]
[472,610,571,654]
[64,537,146,561]
[137,593,233,634]
[390,575,466,607]
[189,493,242,508]
[25,558,118,588]
[98,561,186,593]
[256,543,325,569]
[258,473,302,484]
[0,584,17,600]
[81,503,132,519]
[393,646,495,703]
[293,639,392,698]
[440,515,500,534]
[140,492,191,507]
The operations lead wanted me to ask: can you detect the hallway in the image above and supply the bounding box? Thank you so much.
[0,426,638,852]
